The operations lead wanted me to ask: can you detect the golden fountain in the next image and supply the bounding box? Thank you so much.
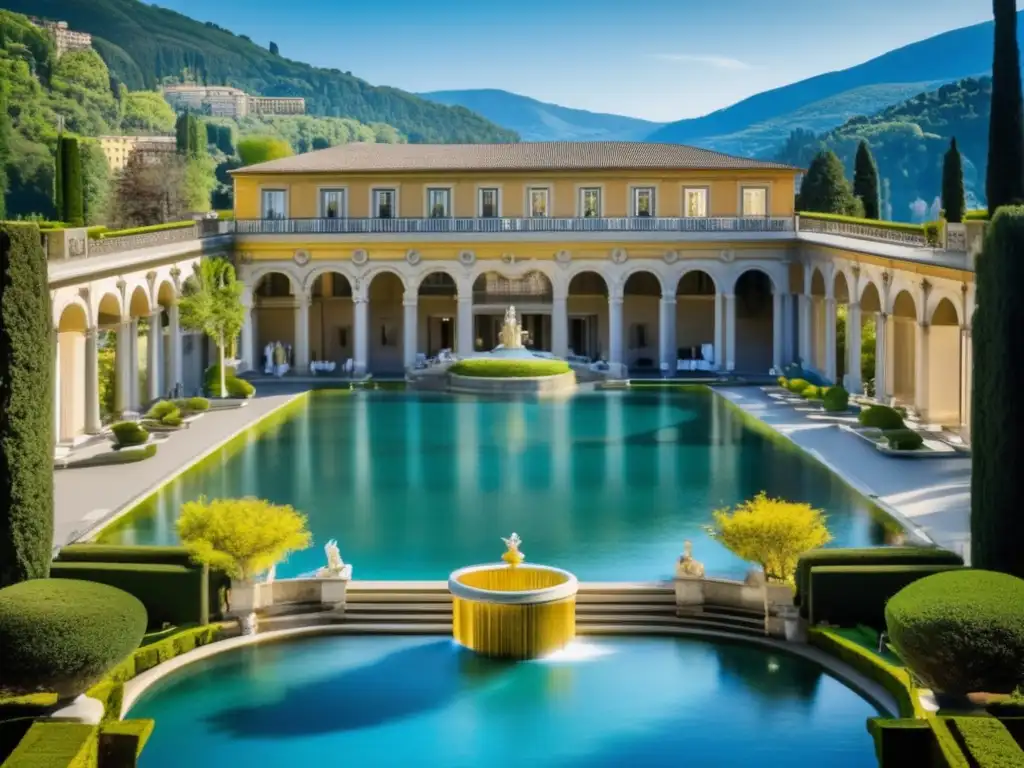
[448,533,578,659]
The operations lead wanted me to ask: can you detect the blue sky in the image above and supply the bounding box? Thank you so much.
[156,0,1012,122]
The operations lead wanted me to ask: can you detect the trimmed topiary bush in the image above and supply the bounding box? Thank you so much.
[203,364,237,397]
[184,397,210,413]
[161,409,183,428]
[823,386,850,412]
[0,579,146,698]
[0,223,53,588]
[885,569,1024,695]
[801,385,825,400]
[225,377,255,398]
[859,404,906,430]
[786,378,811,394]
[777,376,788,388]
[145,400,176,420]
[885,428,924,451]
[109,421,149,449]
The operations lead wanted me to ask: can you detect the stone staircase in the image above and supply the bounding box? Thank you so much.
[254,581,766,638]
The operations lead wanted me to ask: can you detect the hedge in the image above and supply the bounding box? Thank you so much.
[867,717,934,766]
[98,719,155,766]
[806,564,963,629]
[98,221,196,239]
[823,386,850,412]
[798,211,927,236]
[109,422,149,449]
[0,579,146,698]
[886,570,1024,696]
[1,718,157,767]
[49,562,209,629]
[884,428,925,451]
[175,397,210,414]
[786,378,811,394]
[801,385,825,400]
[144,401,177,420]
[448,359,572,378]
[809,627,923,718]
[0,224,53,587]
[859,405,906,430]
[948,716,1024,767]
[795,546,964,616]
[930,716,971,768]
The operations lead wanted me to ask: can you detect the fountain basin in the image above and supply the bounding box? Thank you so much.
[448,563,578,659]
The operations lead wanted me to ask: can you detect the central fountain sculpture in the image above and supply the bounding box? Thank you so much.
[448,533,579,659]
[497,305,528,351]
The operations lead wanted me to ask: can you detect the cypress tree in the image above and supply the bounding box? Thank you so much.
[175,111,190,154]
[942,137,966,224]
[188,116,205,159]
[972,206,1024,579]
[852,141,880,219]
[0,88,9,221]
[797,150,861,216]
[0,223,54,587]
[987,0,1024,214]
[54,136,63,223]
[60,137,84,227]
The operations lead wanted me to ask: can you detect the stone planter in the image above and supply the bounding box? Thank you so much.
[319,564,353,608]
[227,579,269,617]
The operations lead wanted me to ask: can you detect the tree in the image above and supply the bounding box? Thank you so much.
[987,0,1024,214]
[0,86,10,220]
[237,135,294,166]
[58,136,84,226]
[215,125,234,155]
[942,137,966,224]
[0,223,53,588]
[269,41,279,56]
[853,141,880,219]
[972,207,1024,579]
[111,152,187,228]
[178,257,245,398]
[183,155,216,212]
[797,150,863,216]
[188,116,205,160]
[705,493,831,633]
[122,91,177,133]
[80,139,110,226]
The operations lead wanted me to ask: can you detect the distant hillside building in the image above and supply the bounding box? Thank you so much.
[28,18,92,57]
[98,135,177,171]
[162,85,305,118]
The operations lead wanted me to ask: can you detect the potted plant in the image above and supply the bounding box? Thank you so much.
[705,492,831,637]
[177,497,312,634]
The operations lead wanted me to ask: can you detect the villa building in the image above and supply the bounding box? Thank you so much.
[28,18,92,57]
[98,135,177,171]
[161,85,306,118]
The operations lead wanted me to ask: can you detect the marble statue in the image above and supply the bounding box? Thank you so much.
[498,306,526,350]
[316,539,345,578]
[501,532,525,566]
[675,540,705,579]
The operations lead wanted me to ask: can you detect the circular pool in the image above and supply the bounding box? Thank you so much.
[130,635,882,767]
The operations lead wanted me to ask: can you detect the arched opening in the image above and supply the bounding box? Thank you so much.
[56,303,88,442]
[891,290,918,406]
[567,271,608,361]
[833,271,850,384]
[622,271,661,373]
[928,297,962,425]
[95,292,122,420]
[417,271,458,357]
[153,281,177,397]
[472,271,552,352]
[676,270,717,372]
[735,269,774,372]
[127,286,151,410]
[809,268,827,372]
[253,271,298,371]
[859,282,882,397]
[309,272,353,367]
[368,271,405,373]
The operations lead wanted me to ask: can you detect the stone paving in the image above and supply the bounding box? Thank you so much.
[53,388,308,548]
[716,387,972,561]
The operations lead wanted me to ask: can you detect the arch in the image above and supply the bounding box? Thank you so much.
[310,271,353,298]
[128,285,151,318]
[53,292,91,330]
[367,271,405,373]
[567,270,609,296]
[677,268,719,295]
[833,271,851,304]
[416,271,458,358]
[95,291,123,329]
[892,290,917,320]
[250,266,303,297]
[622,270,662,372]
[57,302,88,333]
[890,289,918,406]
[733,265,779,295]
[859,279,883,313]
[734,269,774,372]
[472,270,553,352]
[55,301,90,443]
[410,265,462,294]
[303,264,355,295]
[622,269,662,296]
[928,296,965,425]
[931,297,960,326]
[254,270,299,299]
[675,269,717,371]
[567,270,609,360]
[364,266,410,295]
[809,266,827,297]
[155,280,176,310]
[619,264,670,297]
[308,272,355,365]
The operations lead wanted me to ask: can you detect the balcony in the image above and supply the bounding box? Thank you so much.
[234,216,796,236]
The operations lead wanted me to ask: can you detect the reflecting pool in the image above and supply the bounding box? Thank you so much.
[131,635,882,767]
[99,388,892,579]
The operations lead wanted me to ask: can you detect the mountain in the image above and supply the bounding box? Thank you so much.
[774,77,991,221]
[1,0,518,145]
[647,13,1014,148]
[418,89,662,142]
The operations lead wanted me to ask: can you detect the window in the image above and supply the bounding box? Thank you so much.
[529,187,549,217]
[427,188,451,218]
[633,187,655,217]
[479,188,499,217]
[580,188,601,218]
[683,188,708,218]
[373,188,396,218]
[261,189,286,219]
[742,187,768,217]
[319,188,346,219]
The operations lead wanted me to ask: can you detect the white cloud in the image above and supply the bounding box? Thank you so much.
[651,53,752,71]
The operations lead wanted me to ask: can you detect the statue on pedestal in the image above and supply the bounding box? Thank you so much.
[498,306,526,350]
[675,540,705,579]
[501,532,525,566]
[317,539,346,578]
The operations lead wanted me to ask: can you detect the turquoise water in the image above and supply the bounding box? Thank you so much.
[101,389,890,579]
[131,635,882,767]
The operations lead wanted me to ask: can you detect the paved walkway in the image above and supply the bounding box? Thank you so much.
[53,389,308,548]
[716,387,972,561]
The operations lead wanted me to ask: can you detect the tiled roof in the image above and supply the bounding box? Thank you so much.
[231,141,800,175]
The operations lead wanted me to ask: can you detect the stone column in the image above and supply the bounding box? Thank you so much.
[781,293,793,364]
[456,294,474,358]
[239,302,254,374]
[403,293,418,370]
[84,327,101,434]
[798,294,812,367]
[875,312,888,402]
[915,321,930,421]
[824,298,837,383]
[294,294,311,372]
[129,319,140,411]
[147,310,162,402]
[551,293,569,359]
[961,325,973,440]
[659,295,677,372]
[608,295,624,368]
[53,330,61,445]
[114,320,131,415]
[847,303,863,394]
[713,292,724,369]
[724,293,736,371]
[167,303,183,395]
[353,295,369,375]
[772,292,783,371]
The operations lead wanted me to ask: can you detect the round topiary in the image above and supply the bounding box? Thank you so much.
[109,421,149,449]
[823,386,850,412]
[886,570,1024,695]
[226,377,256,398]
[0,579,146,699]
[145,400,177,420]
[802,385,824,400]
[858,404,905,430]
[884,428,924,451]
[787,378,811,394]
